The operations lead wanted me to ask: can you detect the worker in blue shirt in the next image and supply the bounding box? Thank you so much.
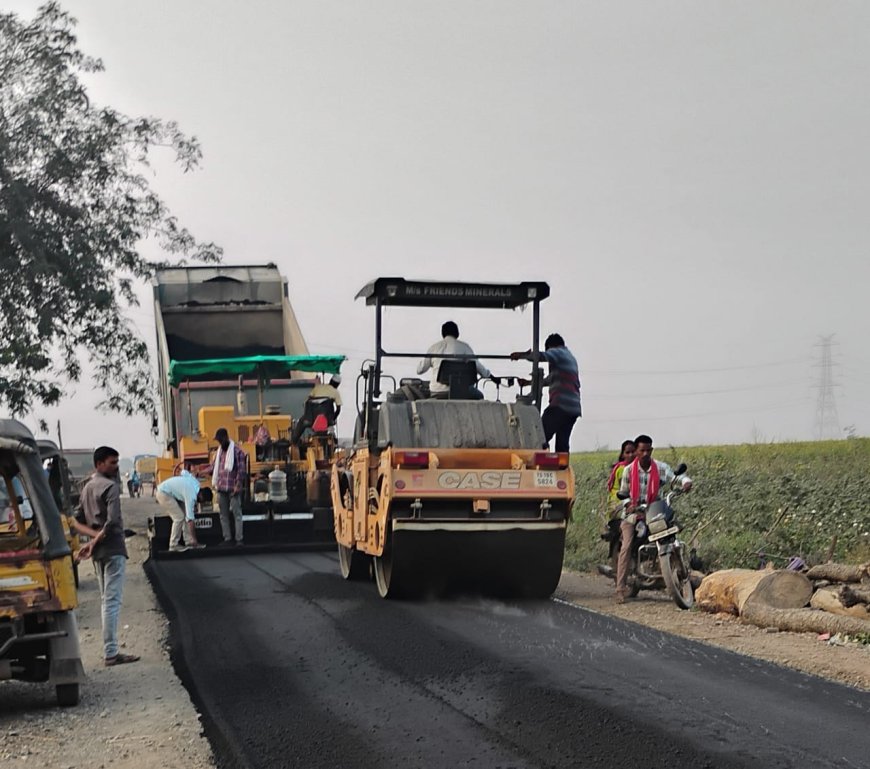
[156,469,206,553]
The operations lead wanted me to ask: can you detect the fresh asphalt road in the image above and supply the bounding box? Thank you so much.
[147,550,870,769]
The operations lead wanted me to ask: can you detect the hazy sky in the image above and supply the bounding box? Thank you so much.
[6,1,870,459]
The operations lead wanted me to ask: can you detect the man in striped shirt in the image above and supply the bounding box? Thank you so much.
[512,333,581,452]
[202,428,248,546]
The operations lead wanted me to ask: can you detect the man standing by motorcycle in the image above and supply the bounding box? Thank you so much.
[615,434,691,603]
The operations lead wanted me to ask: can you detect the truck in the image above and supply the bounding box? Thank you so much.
[133,455,158,496]
[331,278,575,598]
[148,265,344,556]
[61,448,94,495]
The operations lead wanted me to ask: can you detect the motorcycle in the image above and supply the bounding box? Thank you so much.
[605,463,695,610]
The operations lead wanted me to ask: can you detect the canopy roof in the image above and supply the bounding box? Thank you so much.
[0,420,70,560]
[0,419,41,447]
[169,354,344,387]
[355,278,550,309]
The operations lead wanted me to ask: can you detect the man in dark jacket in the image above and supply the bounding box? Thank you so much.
[73,446,140,666]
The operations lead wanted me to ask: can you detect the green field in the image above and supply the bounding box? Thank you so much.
[566,438,870,573]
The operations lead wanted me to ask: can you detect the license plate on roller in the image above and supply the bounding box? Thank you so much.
[535,471,557,487]
[648,525,679,542]
[193,518,213,529]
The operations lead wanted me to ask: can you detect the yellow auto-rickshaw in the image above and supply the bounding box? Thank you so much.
[0,420,85,706]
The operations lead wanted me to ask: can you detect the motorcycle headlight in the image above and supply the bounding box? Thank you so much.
[647,516,668,535]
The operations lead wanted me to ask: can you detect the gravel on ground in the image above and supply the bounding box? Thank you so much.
[556,569,870,692]
[0,496,214,769]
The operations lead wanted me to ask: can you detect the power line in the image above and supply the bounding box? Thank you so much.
[589,379,811,400]
[586,357,807,376]
[583,397,813,424]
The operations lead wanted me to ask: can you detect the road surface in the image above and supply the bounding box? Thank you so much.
[147,550,870,769]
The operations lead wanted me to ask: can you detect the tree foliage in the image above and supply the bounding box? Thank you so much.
[0,2,220,417]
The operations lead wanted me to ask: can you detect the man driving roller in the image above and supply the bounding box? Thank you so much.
[417,321,494,398]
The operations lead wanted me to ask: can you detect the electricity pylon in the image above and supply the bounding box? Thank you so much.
[813,335,840,440]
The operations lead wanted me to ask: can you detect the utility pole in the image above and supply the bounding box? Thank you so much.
[812,335,840,440]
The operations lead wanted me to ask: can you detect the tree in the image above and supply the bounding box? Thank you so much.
[0,2,220,418]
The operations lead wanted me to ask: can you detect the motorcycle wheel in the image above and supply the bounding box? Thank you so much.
[610,549,640,598]
[661,548,694,610]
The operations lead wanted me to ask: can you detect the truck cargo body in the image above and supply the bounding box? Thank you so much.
[154,266,310,451]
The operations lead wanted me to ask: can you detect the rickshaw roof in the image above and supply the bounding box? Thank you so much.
[37,439,61,456]
[0,419,39,452]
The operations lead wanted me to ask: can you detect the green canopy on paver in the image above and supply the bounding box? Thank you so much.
[169,355,345,387]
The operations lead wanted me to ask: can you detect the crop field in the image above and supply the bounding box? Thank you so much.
[566,438,870,572]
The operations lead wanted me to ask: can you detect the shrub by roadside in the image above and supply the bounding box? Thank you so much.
[566,438,870,572]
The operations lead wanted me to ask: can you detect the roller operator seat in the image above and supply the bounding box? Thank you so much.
[435,360,479,400]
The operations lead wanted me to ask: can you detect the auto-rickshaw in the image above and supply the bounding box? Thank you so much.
[37,439,83,584]
[0,420,85,706]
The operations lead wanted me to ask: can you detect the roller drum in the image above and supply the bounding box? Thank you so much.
[376,523,566,600]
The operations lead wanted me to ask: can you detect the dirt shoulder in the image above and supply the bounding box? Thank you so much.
[0,496,214,769]
[555,569,870,692]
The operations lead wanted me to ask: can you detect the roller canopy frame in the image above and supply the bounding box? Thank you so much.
[355,278,549,309]
[355,278,550,432]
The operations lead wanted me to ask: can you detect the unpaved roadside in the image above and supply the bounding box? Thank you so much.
[0,496,213,769]
[555,570,870,692]
[2,496,866,769]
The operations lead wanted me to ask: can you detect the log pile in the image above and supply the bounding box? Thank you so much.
[805,562,870,583]
[809,586,870,620]
[696,562,870,636]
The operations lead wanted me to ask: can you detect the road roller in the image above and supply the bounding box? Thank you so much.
[331,278,575,599]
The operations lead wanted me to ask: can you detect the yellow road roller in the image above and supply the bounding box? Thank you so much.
[332,278,575,598]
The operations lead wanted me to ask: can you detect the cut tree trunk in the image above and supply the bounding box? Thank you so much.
[696,568,812,615]
[742,602,870,636]
[809,586,870,620]
[689,570,706,590]
[696,569,769,615]
[804,562,870,583]
[841,585,870,607]
[750,570,814,610]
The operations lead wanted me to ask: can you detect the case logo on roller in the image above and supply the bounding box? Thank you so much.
[436,471,522,490]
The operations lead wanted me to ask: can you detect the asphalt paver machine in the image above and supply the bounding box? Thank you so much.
[331,278,575,598]
[148,265,344,556]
